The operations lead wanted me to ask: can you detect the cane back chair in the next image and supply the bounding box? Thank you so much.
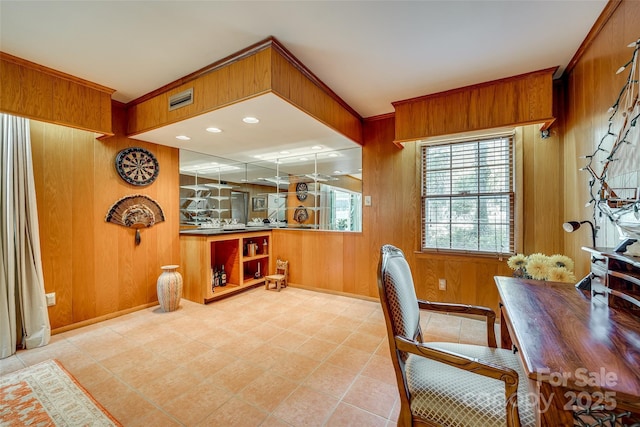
[377,244,535,427]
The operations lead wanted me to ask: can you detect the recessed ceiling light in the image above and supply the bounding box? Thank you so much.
[206,127,222,133]
[242,116,259,124]
[280,150,290,154]
[253,155,263,159]
[299,157,309,161]
[311,145,322,150]
[334,170,342,174]
[328,153,338,157]
[176,135,191,140]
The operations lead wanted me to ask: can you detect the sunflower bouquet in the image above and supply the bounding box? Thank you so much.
[507,253,576,283]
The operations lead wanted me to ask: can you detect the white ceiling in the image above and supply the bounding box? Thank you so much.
[0,0,607,174]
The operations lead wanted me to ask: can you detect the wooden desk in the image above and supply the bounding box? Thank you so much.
[495,276,640,426]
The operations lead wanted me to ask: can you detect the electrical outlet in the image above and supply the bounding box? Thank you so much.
[364,195,372,206]
[438,279,446,291]
[45,292,56,306]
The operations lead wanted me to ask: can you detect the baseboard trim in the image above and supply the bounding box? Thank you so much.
[51,302,158,335]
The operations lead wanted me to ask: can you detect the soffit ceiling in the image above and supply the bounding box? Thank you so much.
[0,1,607,174]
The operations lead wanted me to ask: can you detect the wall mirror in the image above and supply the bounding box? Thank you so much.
[178,146,362,231]
[134,93,362,232]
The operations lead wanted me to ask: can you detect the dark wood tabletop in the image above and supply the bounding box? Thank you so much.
[495,276,640,409]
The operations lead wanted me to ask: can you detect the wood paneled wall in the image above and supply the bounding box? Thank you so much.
[127,48,272,135]
[0,52,114,135]
[270,46,362,144]
[31,103,180,331]
[562,0,639,277]
[126,38,363,145]
[276,112,564,313]
[393,68,556,143]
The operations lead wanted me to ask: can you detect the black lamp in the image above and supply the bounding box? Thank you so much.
[562,220,597,291]
[562,220,597,248]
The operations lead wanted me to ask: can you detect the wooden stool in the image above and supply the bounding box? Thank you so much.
[264,259,288,291]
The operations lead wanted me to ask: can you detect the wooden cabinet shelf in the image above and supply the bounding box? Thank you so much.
[180,230,271,303]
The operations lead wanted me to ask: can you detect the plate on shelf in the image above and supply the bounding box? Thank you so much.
[294,206,309,223]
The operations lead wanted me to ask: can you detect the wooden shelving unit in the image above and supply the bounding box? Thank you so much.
[180,230,271,303]
[584,247,640,316]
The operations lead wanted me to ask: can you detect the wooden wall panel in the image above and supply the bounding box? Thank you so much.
[0,59,54,121]
[126,48,272,135]
[0,52,113,135]
[278,110,563,314]
[270,48,363,145]
[126,40,363,148]
[393,68,555,143]
[31,102,180,331]
[521,124,564,255]
[562,0,640,277]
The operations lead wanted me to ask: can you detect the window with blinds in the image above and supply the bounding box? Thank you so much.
[421,135,514,254]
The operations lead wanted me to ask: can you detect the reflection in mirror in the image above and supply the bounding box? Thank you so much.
[179,147,362,231]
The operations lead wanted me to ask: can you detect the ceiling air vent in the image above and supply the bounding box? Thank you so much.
[168,88,193,111]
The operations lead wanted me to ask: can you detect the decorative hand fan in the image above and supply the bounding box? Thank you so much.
[105,195,165,245]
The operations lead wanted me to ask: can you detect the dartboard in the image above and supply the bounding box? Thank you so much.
[115,147,159,186]
[296,182,308,201]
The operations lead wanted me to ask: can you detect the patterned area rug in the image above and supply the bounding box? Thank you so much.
[0,359,121,426]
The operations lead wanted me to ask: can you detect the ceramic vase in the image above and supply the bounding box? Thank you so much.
[157,265,183,312]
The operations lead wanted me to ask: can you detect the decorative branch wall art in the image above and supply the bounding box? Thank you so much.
[583,38,640,240]
[105,194,165,245]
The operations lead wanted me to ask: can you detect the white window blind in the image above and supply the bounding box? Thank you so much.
[421,135,514,254]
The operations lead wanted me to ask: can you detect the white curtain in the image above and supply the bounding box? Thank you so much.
[1,114,50,359]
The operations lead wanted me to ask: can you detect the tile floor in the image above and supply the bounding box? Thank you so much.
[1,287,492,426]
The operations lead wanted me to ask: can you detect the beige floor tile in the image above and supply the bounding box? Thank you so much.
[193,326,243,349]
[324,345,373,373]
[161,378,232,425]
[259,415,294,427]
[303,362,358,398]
[87,375,138,411]
[196,396,268,427]
[293,337,338,361]
[268,329,309,351]
[246,322,287,341]
[360,353,397,385]
[342,375,399,419]
[356,319,388,337]
[1,287,487,426]
[212,358,265,393]
[272,385,339,427]
[239,371,299,412]
[155,338,213,365]
[180,347,236,379]
[216,334,264,357]
[342,331,384,353]
[15,339,76,366]
[99,385,158,425]
[313,324,352,345]
[421,313,462,341]
[69,363,114,390]
[325,402,387,427]
[266,352,320,383]
[135,365,202,406]
[239,342,291,371]
[0,355,25,375]
[127,409,182,427]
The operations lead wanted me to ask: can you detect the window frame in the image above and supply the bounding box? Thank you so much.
[420,133,515,256]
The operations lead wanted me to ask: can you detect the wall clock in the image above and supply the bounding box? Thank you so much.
[296,182,308,201]
[115,147,159,186]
